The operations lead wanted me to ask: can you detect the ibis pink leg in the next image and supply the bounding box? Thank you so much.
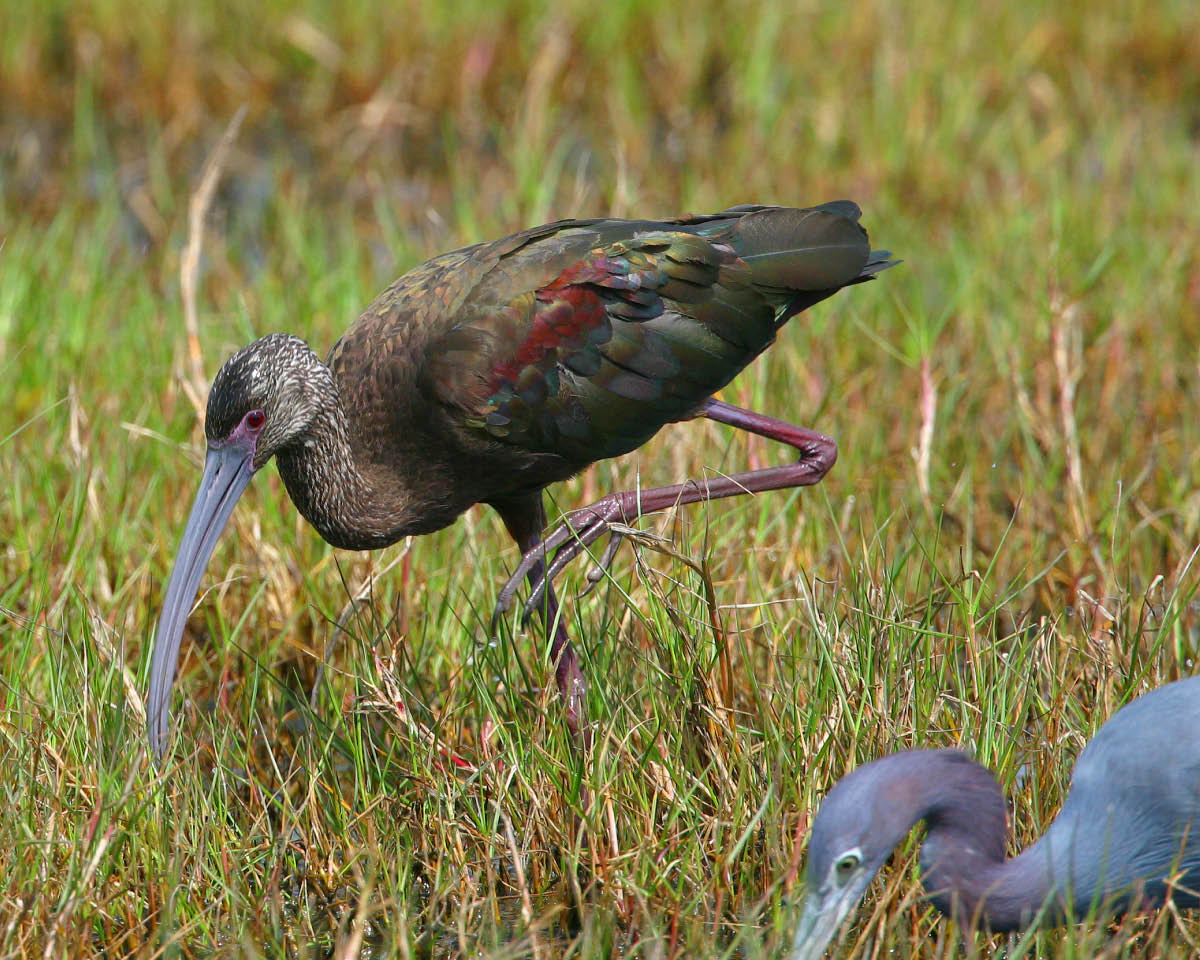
[494,398,837,618]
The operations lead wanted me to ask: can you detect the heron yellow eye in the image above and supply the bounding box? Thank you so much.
[834,853,860,885]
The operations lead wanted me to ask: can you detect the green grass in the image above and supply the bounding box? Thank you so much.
[2,0,1200,956]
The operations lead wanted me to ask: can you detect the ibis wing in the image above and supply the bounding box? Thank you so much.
[426,204,880,465]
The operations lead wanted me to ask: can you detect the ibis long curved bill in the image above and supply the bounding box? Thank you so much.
[147,442,255,759]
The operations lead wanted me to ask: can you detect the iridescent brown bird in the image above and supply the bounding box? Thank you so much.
[147,202,894,758]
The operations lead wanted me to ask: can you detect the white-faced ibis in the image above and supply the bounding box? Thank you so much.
[147,202,894,758]
[790,675,1200,959]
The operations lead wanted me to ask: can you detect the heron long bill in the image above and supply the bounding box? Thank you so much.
[789,874,873,960]
[147,442,255,759]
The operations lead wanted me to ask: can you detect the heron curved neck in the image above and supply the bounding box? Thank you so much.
[913,752,1057,932]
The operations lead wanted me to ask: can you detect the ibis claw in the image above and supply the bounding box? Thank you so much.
[579,534,625,598]
[492,496,628,632]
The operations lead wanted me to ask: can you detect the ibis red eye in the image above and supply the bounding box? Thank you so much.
[245,409,266,430]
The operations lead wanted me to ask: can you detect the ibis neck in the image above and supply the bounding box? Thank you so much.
[273,381,416,550]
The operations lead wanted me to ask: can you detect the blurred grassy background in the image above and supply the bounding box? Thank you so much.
[2,0,1199,956]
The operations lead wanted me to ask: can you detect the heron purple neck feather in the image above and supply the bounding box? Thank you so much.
[145,203,896,758]
[790,676,1200,959]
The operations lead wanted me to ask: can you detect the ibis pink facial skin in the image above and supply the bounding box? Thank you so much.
[147,414,263,758]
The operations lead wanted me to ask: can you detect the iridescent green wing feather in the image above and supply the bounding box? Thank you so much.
[408,205,882,464]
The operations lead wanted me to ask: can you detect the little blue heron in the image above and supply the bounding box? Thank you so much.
[791,675,1200,959]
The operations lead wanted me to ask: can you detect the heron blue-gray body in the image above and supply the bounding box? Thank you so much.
[146,202,894,758]
[791,675,1200,959]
